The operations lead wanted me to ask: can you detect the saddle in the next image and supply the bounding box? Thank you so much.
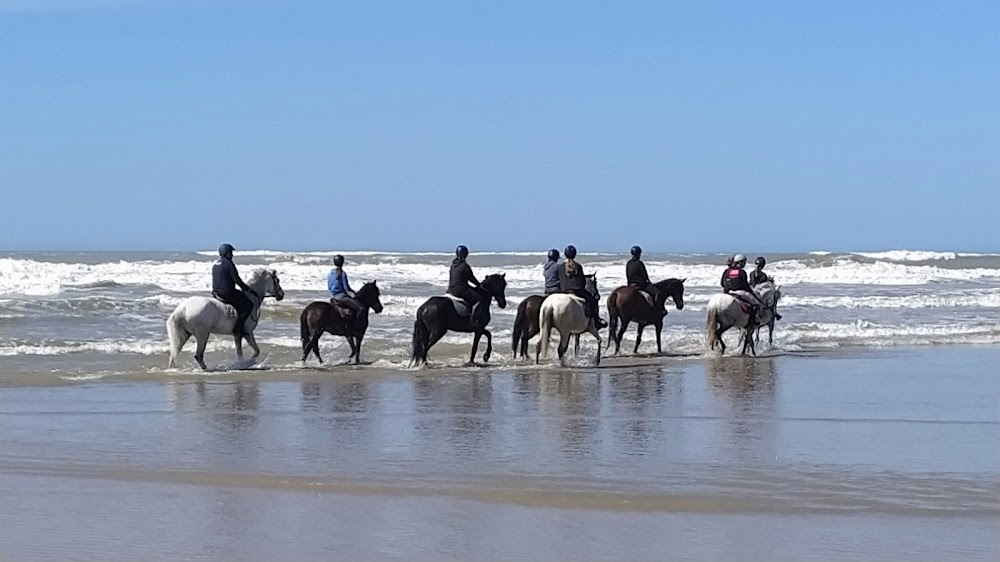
[445,293,472,318]
[638,290,655,308]
[329,299,356,319]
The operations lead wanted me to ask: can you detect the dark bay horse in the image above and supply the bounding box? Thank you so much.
[606,278,686,355]
[299,281,384,364]
[511,294,545,359]
[410,273,507,367]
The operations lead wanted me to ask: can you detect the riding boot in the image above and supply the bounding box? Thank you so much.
[749,305,760,326]
[775,313,782,321]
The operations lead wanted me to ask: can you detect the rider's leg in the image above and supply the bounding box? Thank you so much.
[646,284,666,313]
[580,290,607,329]
[236,292,254,336]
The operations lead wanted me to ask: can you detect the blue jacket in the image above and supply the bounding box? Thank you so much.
[328,269,353,296]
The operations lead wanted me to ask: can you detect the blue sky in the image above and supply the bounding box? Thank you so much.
[1,0,997,252]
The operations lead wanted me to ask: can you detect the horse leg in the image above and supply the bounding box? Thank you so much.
[305,331,323,363]
[633,323,644,355]
[573,334,580,357]
[244,332,261,361]
[346,336,358,361]
[353,334,365,365]
[655,320,663,354]
[590,326,602,367]
[614,319,628,355]
[483,329,493,362]
[557,332,570,367]
[768,322,774,347]
[717,327,727,354]
[469,331,482,365]
[194,333,209,371]
[234,334,244,359]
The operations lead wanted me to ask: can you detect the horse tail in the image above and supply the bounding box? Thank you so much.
[538,302,553,360]
[166,308,187,368]
[299,309,310,353]
[411,311,429,366]
[705,300,719,350]
[606,292,619,350]
[511,300,526,356]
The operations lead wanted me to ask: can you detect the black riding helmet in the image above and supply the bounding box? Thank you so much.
[630,245,642,258]
[564,245,577,259]
[755,256,766,267]
[218,243,235,258]
[334,254,345,267]
[455,245,469,259]
[547,248,560,261]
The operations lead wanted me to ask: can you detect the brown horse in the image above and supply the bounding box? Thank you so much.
[299,281,384,364]
[606,278,686,355]
[511,295,545,359]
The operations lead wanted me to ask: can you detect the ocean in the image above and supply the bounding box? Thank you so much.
[0,249,997,380]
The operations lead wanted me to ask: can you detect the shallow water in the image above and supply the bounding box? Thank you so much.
[2,347,997,560]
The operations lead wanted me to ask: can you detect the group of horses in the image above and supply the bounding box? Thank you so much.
[165,268,781,371]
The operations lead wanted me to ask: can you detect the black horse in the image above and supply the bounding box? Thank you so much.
[410,273,508,366]
[299,281,384,364]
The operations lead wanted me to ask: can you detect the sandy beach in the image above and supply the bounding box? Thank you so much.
[2,346,997,561]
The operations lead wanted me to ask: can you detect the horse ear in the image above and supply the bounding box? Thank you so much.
[373,279,377,285]
[502,273,506,278]
[682,278,687,283]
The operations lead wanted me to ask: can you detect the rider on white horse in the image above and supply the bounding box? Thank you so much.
[557,245,607,329]
[720,254,763,324]
[212,244,258,337]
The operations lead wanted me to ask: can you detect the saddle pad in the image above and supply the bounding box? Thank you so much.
[445,294,470,317]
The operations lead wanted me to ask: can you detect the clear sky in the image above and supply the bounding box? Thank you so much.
[1,0,997,253]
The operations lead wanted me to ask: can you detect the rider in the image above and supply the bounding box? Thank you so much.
[212,243,257,337]
[327,254,364,317]
[448,245,487,328]
[748,256,781,320]
[625,245,666,315]
[721,254,763,323]
[543,248,561,295]
[558,245,607,328]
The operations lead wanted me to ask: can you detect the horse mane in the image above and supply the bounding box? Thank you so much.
[246,268,271,284]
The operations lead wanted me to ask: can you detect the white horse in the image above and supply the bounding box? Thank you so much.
[705,281,780,355]
[166,269,284,370]
[536,275,603,367]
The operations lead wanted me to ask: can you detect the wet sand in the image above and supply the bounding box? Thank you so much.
[1,347,998,560]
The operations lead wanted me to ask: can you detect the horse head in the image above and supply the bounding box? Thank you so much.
[266,269,285,301]
[357,280,384,313]
[656,277,686,310]
[585,274,600,300]
[482,273,507,309]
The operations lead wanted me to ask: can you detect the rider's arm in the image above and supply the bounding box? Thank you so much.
[466,264,481,288]
[720,271,728,290]
[639,262,650,284]
[344,272,355,295]
[229,261,250,292]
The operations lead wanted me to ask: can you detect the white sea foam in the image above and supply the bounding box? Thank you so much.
[4,255,999,297]
[854,250,959,262]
